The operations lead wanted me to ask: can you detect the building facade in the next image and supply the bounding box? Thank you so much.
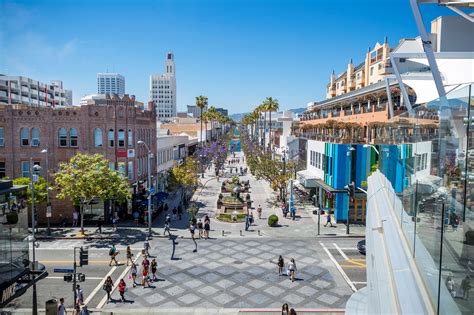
[0,94,156,224]
[0,75,72,107]
[215,107,228,117]
[97,73,125,96]
[150,53,177,119]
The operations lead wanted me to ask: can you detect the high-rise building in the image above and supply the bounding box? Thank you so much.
[0,75,73,107]
[150,52,177,120]
[97,73,125,96]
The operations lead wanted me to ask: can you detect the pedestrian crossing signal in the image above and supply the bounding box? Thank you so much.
[79,247,88,266]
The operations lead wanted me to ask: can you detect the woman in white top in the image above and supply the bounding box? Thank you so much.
[288,258,297,282]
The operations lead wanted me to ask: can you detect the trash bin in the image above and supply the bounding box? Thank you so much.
[45,298,58,315]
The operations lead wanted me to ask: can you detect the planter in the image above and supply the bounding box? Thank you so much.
[6,212,18,225]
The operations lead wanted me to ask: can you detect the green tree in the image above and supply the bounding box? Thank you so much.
[262,97,279,154]
[54,153,131,234]
[13,177,48,206]
[168,157,199,204]
[195,95,208,145]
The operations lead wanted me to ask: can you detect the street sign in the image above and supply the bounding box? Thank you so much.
[46,205,52,218]
[53,268,74,273]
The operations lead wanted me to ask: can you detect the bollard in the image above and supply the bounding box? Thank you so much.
[240,230,242,236]
[258,230,261,236]
[222,230,224,236]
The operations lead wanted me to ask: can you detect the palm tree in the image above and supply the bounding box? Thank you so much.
[207,106,219,140]
[256,104,266,150]
[201,110,211,143]
[195,95,208,146]
[262,97,279,154]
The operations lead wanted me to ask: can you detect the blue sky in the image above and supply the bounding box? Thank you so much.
[0,0,450,114]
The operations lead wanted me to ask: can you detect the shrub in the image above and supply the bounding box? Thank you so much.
[268,214,279,227]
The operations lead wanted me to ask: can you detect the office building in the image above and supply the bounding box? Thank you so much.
[216,107,228,117]
[0,75,73,107]
[97,73,125,96]
[150,52,177,119]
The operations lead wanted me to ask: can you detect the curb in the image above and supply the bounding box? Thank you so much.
[316,234,365,238]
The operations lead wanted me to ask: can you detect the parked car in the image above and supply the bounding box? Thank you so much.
[357,239,366,255]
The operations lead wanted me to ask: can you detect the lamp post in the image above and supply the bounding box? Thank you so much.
[281,147,289,204]
[29,159,41,315]
[346,147,356,235]
[40,149,51,236]
[138,140,153,237]
[363,144,380,155]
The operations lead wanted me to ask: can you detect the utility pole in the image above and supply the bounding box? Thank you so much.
[29,158,39,315]
[41,148,51,236]
[138,140,153,237]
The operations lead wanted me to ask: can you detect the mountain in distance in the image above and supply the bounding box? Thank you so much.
[230,107,306,122]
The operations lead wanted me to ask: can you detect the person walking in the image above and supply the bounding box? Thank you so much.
[281,303,289,315]
[112,216,118,232]
[103,276,113,303]
[75,284,84,305]
[79,305,90,315]
[97,217,103,234]
[289,308,297,315]
[164,203,169,213]
[72,210,79,227]
[72,305,80,315]
[151,258,158,281]
[118,279,126,302]
[204,216,210,239]
[277,256,285,276]
[58,297,67,315]
[324,211,334,227]
[109,244,119,266]
[288,258,297,282]
[257,205,262,219]
[130,262,138,287]
[142,265,150,288]
[172,207,177,220]
[178,204,183,220]
[144,237,150,257]
[164,215,171,237]
[126,246,133,266]
[197,219,203,239]
[461,275,472,300]
[446,276,456,297]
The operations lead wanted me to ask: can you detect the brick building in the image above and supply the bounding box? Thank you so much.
[0,94,156,224]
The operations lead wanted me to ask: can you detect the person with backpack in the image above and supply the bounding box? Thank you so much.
[75,284,84,305]
[151,258,158,281]
[109,245,119,266]
[58,297,67,315]
[103,276,113,303]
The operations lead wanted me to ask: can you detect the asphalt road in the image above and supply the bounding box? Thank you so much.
[6,237,366,311]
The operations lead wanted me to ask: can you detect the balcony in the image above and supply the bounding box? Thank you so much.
[21,86,29,94]
[10,83,19,90]
[0,91,7,98]
[21,96,30,103]
[0,81,7,89]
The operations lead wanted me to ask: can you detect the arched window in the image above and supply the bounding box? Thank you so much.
[58,128,67,147]
[108,129,114,147]
[31,128,40,146]
[118,129,125,147]
[20,128,29,146]
[94,128,103,147]
[128,129,133,147]
[70,128,78,147]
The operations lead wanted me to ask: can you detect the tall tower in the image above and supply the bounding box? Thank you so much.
[150,52,177,120]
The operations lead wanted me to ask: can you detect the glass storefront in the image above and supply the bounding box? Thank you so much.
[379,84,473,314]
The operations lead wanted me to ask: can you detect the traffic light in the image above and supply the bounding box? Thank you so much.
[79,247,88,266]
[64,273,73,282]
[78,273,86,282]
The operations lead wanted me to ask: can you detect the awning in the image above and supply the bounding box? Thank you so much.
[314,179,347,193]
[296,170,320,188]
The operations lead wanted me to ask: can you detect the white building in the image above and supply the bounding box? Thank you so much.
[0,75,73,107]
[150,53,177,120]
[97,73,125,96]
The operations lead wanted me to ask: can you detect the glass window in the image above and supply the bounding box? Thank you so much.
[0,128,4,146]
[128,161,134,180]
[118,162,126,177]
[118,129,125,147]
[20,128,29,146]
[58,128,67,147]
[370,66,374,76]
[70,128,78,147]
[128,129,133,147]
[0,161,5,178]
[21,161,30,177]
[94,128,103,147]
[31,128,40,146]
[108,129,114,147]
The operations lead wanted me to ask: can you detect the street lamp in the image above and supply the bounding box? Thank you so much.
[138,140,153,237]
[29,159,41,315]
[40,149,51,236]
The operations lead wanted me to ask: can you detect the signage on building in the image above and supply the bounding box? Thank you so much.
[0,282,17,305]
[127,149,135,158]
[117,149,127,158]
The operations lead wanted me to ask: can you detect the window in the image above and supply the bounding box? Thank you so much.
[128,129,133,147]
[370,66,374,76]
[0,128,4,146]
[31,128,40,146]
[118,129,125,147]
[58,128,67,147]
[378,63,382,70]
[21,161,30,177]
[0,161,5,178]
[20,128,29,146]
[128,161,134,180]
[70,128,78,147]
[108,129,114,147]
[94,128,103,147]
[118,162,126,176]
